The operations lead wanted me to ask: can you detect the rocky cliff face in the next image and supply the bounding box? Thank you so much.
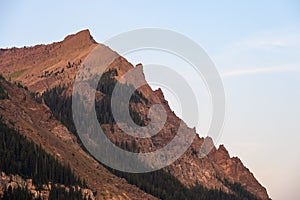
[0,171,95,199]
[168,139,269,199]
[0,30,270,199]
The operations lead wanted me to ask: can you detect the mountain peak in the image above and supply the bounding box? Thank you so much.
[63,29,96,44]
[218,144,229,156]
[0,29,98,93]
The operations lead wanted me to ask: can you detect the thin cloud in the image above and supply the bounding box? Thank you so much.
[221,66,300,79]
[213,32,300,76]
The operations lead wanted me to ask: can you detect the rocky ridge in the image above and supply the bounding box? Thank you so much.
[0,30,270,199]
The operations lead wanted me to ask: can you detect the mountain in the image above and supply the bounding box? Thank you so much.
[0,30,270,200]
[0,71,155,199]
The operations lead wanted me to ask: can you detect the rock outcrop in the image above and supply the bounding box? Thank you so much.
[0,171,95,200]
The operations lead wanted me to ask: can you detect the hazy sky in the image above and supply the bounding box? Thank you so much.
[1,1,300,199]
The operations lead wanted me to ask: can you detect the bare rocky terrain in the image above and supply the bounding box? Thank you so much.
[0,30,270,200]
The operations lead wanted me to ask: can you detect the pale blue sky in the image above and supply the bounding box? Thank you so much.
[1,1,300,199]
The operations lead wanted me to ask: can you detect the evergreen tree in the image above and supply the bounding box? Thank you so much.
[0,120,84,187]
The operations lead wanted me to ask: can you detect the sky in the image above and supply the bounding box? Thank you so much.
[1,1,300,199]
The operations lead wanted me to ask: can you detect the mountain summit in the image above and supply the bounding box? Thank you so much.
[0,29,97,93]
[0,30,270,200]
